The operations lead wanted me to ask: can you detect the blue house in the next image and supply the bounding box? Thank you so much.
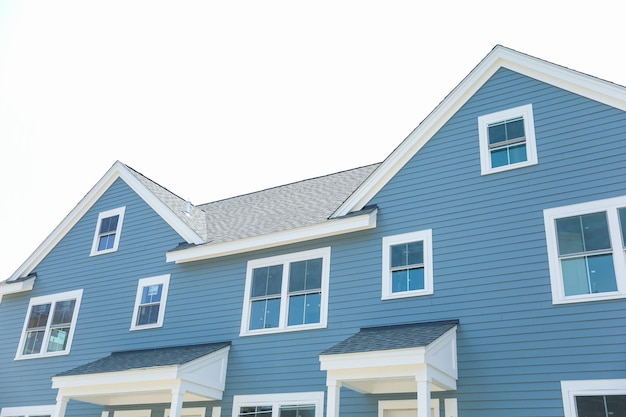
[1,45,625,417]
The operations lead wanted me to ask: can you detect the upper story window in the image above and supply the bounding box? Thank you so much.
[561,379,626,417]
[544,195,626,304]
[478,104,537,175]
[240,247,330,336]
[382,229,433,300]
[232,392,324,417]
[15,289,83,360]
[90,207,126,256]
[130,274,170,330]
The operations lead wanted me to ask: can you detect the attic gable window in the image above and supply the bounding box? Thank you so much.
[15,289,83,360]
[240,247,330,336]
[90,207,126,256]
[478,104,538,175]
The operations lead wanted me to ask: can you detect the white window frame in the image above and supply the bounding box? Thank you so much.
[240,247,330,336]
[232,392,324,417]
[561,379,626,417]
[382,229,433,300]
[90,207,126,256]
[15,289,83,360]
[544,195,626,304]
[130,274,170,331]
[0,405,55,417]
[164,407,207,417]
[378,399,440,417]
[478,104,538,175]
[112,411,151,417]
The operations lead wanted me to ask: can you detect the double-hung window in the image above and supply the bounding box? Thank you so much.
[16,289,83,359]
[240,247,330,336]
[382,230,433,300]
[90,207,126,256]
[232,392,324,417]
[561,379,626,417]
[130,275,170,330]
[478,104,538,175]
[544,196,626,304]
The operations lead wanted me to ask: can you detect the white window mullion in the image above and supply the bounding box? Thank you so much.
[278,265,289,329]
[607,209,626,292]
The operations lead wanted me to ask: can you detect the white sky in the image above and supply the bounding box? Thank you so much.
[1,0,626,279]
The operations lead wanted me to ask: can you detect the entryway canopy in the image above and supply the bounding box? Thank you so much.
[51,342,231,417]
[319,320,458,417]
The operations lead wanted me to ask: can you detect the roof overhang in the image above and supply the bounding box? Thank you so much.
[0,275,36,303]
[166,207,377,263]
[319,325,457,393]
[51,345,230,406]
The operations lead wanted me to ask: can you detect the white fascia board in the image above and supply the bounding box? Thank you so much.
[319,346,427,372]
[9,161,203,281]
[0,276,35,302]
[334,45,626,217]
[166,208,377,264]
[52,366,180,390]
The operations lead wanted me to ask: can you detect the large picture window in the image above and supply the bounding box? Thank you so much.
[240,248,330,336]
[544,196,626,304]
[15,289,83,359]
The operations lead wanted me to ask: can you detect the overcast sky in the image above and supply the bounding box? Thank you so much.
[1,1,626,279]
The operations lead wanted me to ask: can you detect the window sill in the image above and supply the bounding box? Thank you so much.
[240,322,326,337]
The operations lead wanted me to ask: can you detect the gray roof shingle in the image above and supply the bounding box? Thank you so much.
[55,342,231,377]
[321,320,459,355]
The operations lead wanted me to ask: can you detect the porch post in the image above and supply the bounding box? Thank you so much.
[416,379,431,417]
[169,386,186,417]
[326,379,342,417]
[54,394,69,417]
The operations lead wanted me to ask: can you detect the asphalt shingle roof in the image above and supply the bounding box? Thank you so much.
[321,320,459,355]
[55,342,231,377]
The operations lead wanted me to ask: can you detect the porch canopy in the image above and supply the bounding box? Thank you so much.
[319,320,458,417]
[51,342,231,417]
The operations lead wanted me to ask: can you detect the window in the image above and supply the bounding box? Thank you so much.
[232,392,324,417]
[478,104,537,175]
[15,289,83,360]
[544,196,626,304]
[378,399,440,417]
[561,379,626,417]
[382,230,433,300]
[0,405,55,417]
[240,247,330,336]
[130,275,170,330]
[90,207,126,256]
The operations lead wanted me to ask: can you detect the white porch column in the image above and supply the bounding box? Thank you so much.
[416,379,431,417]
[54,394,69,417]
[326,379,342,417]
[169,386,186,417]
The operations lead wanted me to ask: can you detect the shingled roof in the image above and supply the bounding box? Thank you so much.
[55,342,231,377]
[321,320,459,355]
[126,163,380,244]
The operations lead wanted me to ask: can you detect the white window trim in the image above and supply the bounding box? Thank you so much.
[15,289,83,360]
[112,411,151,417]
[164,407,207,417]
[382,229,433,300]
[0,405,55,417]
[378,399,440,417]
[561,379,626,417]
[240,247,331,336]
[90,207,126,256]
[544,195,626,304]
[130,274,170,331]
[232,392,324,417]
[478,104,538,175]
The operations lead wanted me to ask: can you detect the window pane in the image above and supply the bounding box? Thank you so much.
[557,213,611,255]
[51,300,76,325]
[22,330,45,354]
[562,257,590,296]
[249,298,280,330]
[588,254,618,293]
[137,304,160,326]
[289,258,322,292]
[582,212,611,251]
[576,395,607,417]
[98,234,116,251]
[392,270,408,293]
[619,208,626,248]
[505,117,525,140]
[280,405,316,417]
[141,284,163,304]
[490,148,509,168]
[508,143,527,164]
[488,122,507,144]
[562,254,616,296]
[251,265,283,297]
[606,395,626,416]
[99,215,119,234]
[288,292,321,326]
[408,267,425,291]
[391,242,423,268]
[27,304,51,329]
[240,406,272,417]
[47,327,70,352]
